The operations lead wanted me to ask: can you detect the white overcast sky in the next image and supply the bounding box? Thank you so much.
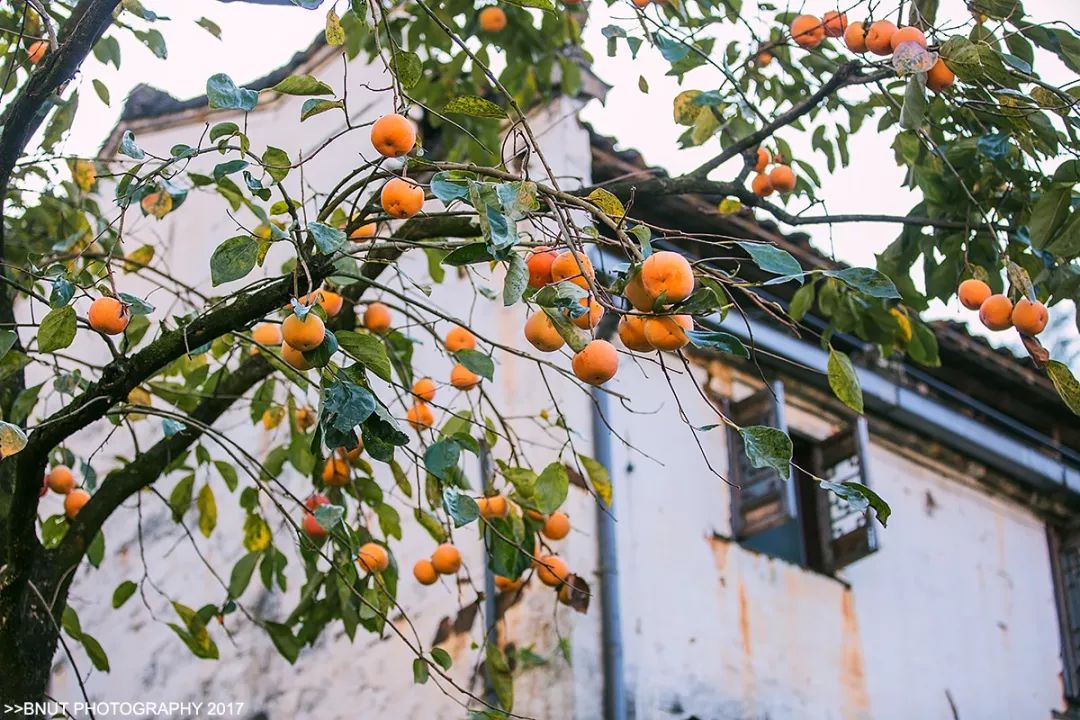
[57,0,1080,360]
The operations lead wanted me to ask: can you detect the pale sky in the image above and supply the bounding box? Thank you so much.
[55,0,1080,360]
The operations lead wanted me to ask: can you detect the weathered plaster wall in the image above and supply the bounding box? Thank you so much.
[35,46,1066,720]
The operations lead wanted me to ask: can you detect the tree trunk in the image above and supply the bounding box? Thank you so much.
[0,552,63,718]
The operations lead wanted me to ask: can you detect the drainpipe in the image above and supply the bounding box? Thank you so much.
[592,384,628,720]
[480,441,498,707]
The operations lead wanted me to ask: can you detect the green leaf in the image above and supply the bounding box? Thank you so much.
[578,454,612,506]
[118,292,154,316]
[92,79,111,106]
[134,28,167,58]
[443,95,507,119]
[38,305,76,352]
[391,51,422,88]
[206,73,258,112]
[503,254,528,306]
[820,481,891,527]
[454,349,494,381]
[534,462,569,514]
[442,243,494,266]
[112,580,138,609]
[309,222,347,253]
[229,552,259,598]
[118,130,144,159]
[264,622,299,664]
[425,439,461,480]
[270,74,334,96]
[210,236,258,286]
[87,531,105,569]
[169,475,195,521]
[314,502,345,530]
[412,657,429,684]
[262,146,290,183]
[79,632,111,672]
[789,281,815,321]
[899,74,928,130]
[737,241,803,281]
[685,330,748,357]
[197,483,217,538]
[823,268,901,299]
[336,331,393,382]
[300,98,344,121]
[827,348,864,413]
[1047,360,1080,416]
[442,486,479,528]
[739,425,792,478]
[1029,186,1072,250]
[196,16,222,39]
[486,643,514,710]
[431,647,453,670]
[501,0,555,10]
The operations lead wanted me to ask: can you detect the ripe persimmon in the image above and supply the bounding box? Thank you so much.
[302,513,327,540]
[251,323,282,353]
[790,15,825,49]
[527,246,557,288]
[641,250,695,303]
[478,6,507,32]
[643,314,693,351]
[958,278,991,310]
[370,113,416,158]
[618,315,654,352]
[322,457,350,487]
[1012,298,1048,336]
[769,164,797,193]
[431,543,462,574]
[363,302,392,333]
[542,511,570,540]
[414,559,439,585]
[524,311,565,352]
[865,21,897,55]
[450,363,481,390]
[477,495,509,519]
[494,575,524,592]
[294,406,317,430]
[445,326,476,353]
[47,465,75,495]
[282,312,325,352]
[406,402,434,430]
[27,40,47,64]
[572,339,619,386]
[751,173,774,197]
[756,51,773,67]
[571,297,605,330]
[890,26,927,50]
[754,147,770,173]
[65,489,90,519]
[281,342,313,371]
[315,290,343,318]
[844,21,868,52]
[357,542,390,573]
[550,250,594,289]
[926,59,955,92]
[380,177,424,219]
[623,271,655,312]
[88,297,129,335]
[823,11,848,37]
[979,294,1013,331]
[412,377,437,402]
[350,222,377,241]
[536,555,569,587]
[305,493,330,511]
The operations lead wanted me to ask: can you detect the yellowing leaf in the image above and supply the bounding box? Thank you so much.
[243,513,271,552]
[717,197,742,215]
[72,160,97,192]
[587,187,625,219]
[1047,360,1080,417]
[261,407,285,430]
[140,191,173,219]
[325,7,345,46]
[889,308,913,343]
[124,244,155,272]
[0,421,28,458]
[673,89,703,126]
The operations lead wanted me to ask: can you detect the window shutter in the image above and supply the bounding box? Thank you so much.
[726,381,798,539]
[813,415,878,571]
[1051,528,1080,701]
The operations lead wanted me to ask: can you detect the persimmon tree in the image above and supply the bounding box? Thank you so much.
[1,0,1078,715]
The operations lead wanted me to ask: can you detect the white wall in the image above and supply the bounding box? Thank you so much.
[38,46,1067,720]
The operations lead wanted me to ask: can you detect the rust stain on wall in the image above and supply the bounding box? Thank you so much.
[840,588,871,720]
[709,534,732,573]
[738,580,752,658]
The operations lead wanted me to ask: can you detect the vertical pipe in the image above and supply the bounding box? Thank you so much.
[592,386,627,720]
[479,440,498,707]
